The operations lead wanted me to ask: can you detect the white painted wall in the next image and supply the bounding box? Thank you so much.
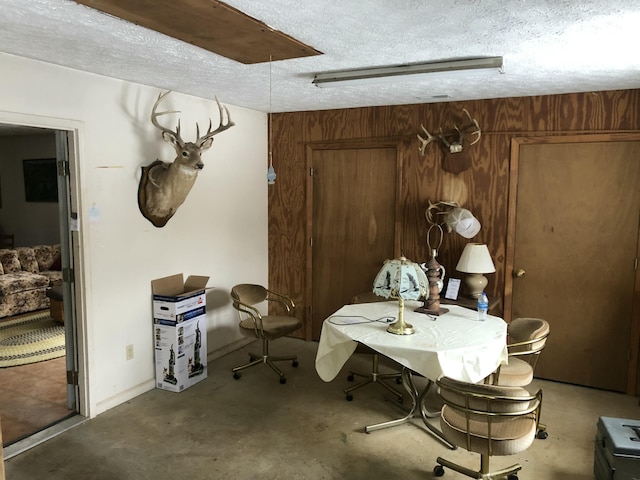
[0,52,268,416]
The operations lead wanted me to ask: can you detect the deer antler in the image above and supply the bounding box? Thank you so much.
[457,108,481,146]
[151,90,184,145]
[417,125,437,155]
[196,97,235,147]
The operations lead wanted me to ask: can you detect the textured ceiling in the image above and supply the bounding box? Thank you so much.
[0,0,639,113]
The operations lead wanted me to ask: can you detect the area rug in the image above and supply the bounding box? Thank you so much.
[0,311,65,367]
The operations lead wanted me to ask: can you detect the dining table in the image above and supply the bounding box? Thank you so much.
[315,299,508,447]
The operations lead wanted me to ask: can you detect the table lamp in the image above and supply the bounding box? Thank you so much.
[415,224,449,316]
[373,256,428,335]
[455,243,496,299]
[415,248,449,316]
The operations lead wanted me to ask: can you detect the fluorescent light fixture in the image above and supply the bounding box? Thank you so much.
[312,57,504,88]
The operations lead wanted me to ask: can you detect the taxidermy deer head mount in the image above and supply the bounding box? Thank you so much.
[417,109,481,174]
[138,91,235,227]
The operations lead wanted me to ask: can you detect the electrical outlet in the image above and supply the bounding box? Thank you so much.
[126,344,134,360]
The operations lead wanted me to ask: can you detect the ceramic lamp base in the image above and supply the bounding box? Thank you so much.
[463,273,488,299]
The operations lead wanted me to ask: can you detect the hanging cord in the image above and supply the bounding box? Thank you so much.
[267,55,276,184]
[327,315,396,325]
[269,55,273,169]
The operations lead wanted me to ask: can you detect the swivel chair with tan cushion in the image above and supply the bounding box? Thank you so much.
[230,284,302,384]
[492,318,550,386]
[343,292,403,402]
[489,317,550,439]
[433,376,543,480]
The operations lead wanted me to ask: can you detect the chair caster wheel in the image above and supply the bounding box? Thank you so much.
[507,474,519,480]
[233,372,241,380]
[280,377,287,384]
[292,359,299,367]
[346,394,353,401]
[347,374,355,382]
[537,429,548,439]
[433,465,445,477]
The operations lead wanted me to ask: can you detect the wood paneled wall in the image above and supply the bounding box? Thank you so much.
[269,89,640,340]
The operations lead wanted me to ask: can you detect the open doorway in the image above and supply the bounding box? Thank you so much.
[0,124,80,447]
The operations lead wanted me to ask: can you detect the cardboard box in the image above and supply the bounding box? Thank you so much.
[153,309,207,392]
[151,274,209,320]
[151,274,210,392]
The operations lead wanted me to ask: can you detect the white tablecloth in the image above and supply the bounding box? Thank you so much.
[315,301,508,384]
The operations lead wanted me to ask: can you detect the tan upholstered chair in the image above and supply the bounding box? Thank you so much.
[230,284,302,384]
[493,318,550,386]
[433,376,543,480]
[343,292,403,402]
[489,317,550,439]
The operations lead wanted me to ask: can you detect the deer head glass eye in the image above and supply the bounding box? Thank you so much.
[182,150,189,158]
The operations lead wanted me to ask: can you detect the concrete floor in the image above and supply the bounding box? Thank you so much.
[4,337,640,479]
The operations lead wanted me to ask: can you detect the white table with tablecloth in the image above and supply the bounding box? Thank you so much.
[315,300,508,444]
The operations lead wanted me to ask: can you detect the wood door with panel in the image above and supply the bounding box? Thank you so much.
[507,136,640,393]
[309,146,399,341]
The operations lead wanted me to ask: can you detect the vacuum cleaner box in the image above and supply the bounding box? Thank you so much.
[594,416,640,480]
[153,307,207,392]
[151,274,209,392]
[151,273,209,320]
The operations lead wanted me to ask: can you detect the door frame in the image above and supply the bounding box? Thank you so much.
[0,111,88,414]
[304,139,405,341]
[505,133,640,394]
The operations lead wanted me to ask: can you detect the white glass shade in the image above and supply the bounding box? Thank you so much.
[456,243,496,274]
[373,256,428,335]
[373,256,428,301]
[444,207,481,239]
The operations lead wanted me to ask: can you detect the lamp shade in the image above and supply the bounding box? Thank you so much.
[456,243,496,274]
[373,256,428,335]
[373,256,428,301]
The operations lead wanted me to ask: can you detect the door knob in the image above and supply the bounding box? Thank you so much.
[514,269,526,278]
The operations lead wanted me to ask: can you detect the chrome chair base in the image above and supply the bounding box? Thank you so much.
[364,368,456,450]
[435,455,522,479]
[344,354,403,402]
[232,339,299,384]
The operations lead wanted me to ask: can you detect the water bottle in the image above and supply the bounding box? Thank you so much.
[477,292,489,321]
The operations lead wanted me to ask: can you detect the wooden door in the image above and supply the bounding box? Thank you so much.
[506,136,640,392]
[309,146,399,340]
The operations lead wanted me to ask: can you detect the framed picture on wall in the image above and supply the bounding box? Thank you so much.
[23,158,58,202]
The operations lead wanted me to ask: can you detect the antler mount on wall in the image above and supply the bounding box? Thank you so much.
[417,109,481,174]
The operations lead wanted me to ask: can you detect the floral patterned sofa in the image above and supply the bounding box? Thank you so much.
[0,245,62,318]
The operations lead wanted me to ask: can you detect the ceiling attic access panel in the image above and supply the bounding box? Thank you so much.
[74,0,322,64]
